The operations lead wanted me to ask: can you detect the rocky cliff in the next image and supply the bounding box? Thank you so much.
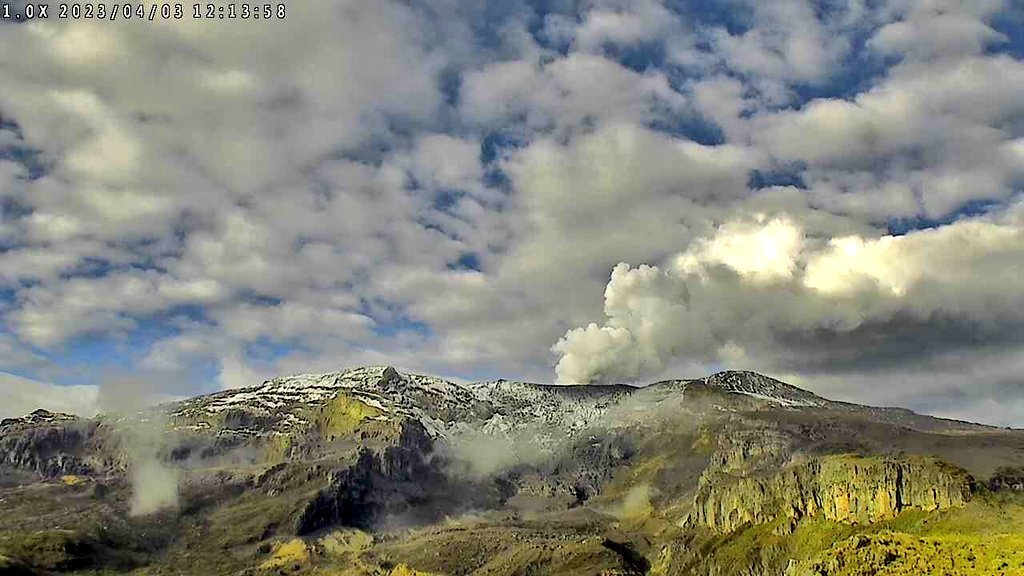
[0,410,116,479]
[687,454,973,533]
[0,367,1020,576]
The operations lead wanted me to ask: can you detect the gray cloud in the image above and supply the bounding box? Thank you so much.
[0,0,1022,426]
[553,204,1024,391]
[0,373,98,419]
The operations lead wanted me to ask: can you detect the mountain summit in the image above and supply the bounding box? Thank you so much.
[1,366,1023,575]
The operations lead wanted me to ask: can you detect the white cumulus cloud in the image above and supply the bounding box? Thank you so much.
[554,205,1024,384]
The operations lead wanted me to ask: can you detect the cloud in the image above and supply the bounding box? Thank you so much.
[10,270,229,346]
[710,0,850,84]
[553,204,1024,386]
[0,3,454,331]
[1,0,1023,426]
[869,0,1008,59]
[501,122,759,285]
[787,344,1024,429]
[364,122,760,377]
[218,350,275,390]
[461,53,685,133]
[567,0,680,52]
[404,134,486,193]
[0,373,99,419]
[750,52,1024,220]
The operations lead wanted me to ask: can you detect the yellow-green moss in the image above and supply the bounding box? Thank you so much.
[311,395,383,440]
[387,564,439,576]
[259,538,312,572]
[319,529,373,558]
[690,425,716,454]
[795,531,1024,576]
[0,529,89,571]
[265,433,294,462]
[689,491,1024,576]
[689,453,972,532]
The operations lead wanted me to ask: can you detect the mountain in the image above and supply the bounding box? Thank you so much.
[1,366,1023,575]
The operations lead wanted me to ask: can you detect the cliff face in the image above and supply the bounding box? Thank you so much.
[2,368,1020,576]
[687,454,973,533]
[0,410,115,479]
[293,421,440,534]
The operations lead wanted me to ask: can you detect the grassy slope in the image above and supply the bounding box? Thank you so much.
[794,490,1024,576]
[3,394,1023,575]
[680,490,1024,576]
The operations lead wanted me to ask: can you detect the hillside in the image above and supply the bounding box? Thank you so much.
[1,366,1023,575]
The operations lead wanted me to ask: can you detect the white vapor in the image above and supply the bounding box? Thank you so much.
[554,205,1024,385]
[98,375,180,516]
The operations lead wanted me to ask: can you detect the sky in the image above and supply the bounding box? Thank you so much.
[1,0,1023,426]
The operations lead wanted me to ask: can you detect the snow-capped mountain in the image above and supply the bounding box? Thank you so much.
[2,364,1020,576]
[163,365,838,453]
[694,370,828,407]
[169,365,481,438]
[168,365,637,441]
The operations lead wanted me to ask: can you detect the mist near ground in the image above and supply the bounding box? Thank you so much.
[439,382,714,482]
[97,374,181,516]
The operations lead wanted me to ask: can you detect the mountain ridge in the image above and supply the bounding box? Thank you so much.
[184,365,1015,430]
[2,365,1023,575]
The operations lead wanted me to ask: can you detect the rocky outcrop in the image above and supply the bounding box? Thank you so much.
[294,422,431,533]
[694,371,828,408]
[293,421,502,534]
[0,410,114,479]
[988,466,1024,492]
[790,531,1024,576]
[687,454,972,533]
[702,425,794,475]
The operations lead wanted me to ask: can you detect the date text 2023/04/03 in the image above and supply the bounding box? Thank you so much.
[1,3,286,20]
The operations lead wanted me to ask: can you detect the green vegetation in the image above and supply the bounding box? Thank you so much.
[310,395,385,440]
[258,538,312,573]
[362,524,634,576]
[3,370,1023,575]
[989,466,1024,491]
[0,553,34,576]
[682,489,1024,575]
[0,530,94,572]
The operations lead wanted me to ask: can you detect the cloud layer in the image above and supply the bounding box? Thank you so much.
[0,373,98,420]
[554,207,1024,382]
[0,0,1022,425]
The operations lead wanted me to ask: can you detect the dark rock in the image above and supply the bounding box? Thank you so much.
[293,421,498,534]
[989,466,1024,492]
[0,417,112,479]
[601,539,650,575]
